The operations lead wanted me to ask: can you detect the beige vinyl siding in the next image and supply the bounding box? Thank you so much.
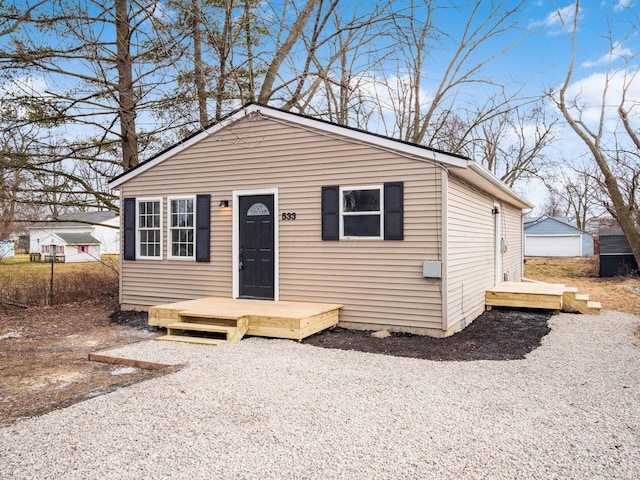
[446,176,526,330]
[501,202,524,281]
[119,115,445,331]
[446,176,497,329]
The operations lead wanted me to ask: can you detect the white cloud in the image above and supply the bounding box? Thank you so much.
[613,0,633,13]
[581,43,633,68]
[552,68,640,145]
[0,75,49,98]
[532,4,580,36]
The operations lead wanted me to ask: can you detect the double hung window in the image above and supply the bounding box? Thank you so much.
[137,199,162,259]
[168,197,195,259]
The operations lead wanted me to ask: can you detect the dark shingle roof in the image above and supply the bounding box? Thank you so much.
[30,211,117,228]
[56,233,101,245]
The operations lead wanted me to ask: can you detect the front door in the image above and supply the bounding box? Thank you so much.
[238,194,275,299]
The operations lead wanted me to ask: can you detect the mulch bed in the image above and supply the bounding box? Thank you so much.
[303,308,553,361]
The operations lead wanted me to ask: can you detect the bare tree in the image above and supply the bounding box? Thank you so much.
[257,0,321,104]
[1,0,184,171]
[375,0,528,146]
[542,188,565,218]
[436,99,557,187]
[544,160,603,230]
[552,0,640,266]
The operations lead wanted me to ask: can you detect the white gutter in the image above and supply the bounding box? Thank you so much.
[451,161,534,210]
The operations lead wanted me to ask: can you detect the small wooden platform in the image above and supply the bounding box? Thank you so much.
[486,281,601,314]
[149,297,342,345]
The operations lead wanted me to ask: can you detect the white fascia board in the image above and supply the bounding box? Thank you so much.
[109,104,470,189]
[451,161,534,210]
[108,107,251,189]
[254,105,469,168]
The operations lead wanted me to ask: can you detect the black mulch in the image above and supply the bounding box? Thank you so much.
[303,308,553,361]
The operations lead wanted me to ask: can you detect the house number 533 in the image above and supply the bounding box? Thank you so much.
[281,212,297,220]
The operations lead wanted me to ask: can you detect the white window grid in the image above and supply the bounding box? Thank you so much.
[168,196,195,260]
[137,198,162,259]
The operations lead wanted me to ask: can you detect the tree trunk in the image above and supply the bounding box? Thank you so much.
[257,0,320,104]
[213,0,233,121]
[243,0,256,103]
[557,0,640,268]
[115,0,138,170]
[192,0,208,129]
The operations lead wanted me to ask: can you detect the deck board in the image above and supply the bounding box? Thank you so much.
[485,281,565,310]
[149,297,342,341]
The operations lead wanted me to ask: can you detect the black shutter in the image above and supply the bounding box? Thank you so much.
[384,182,404,240]
[123,197,136,260]
[321,186,340,240]
[195,194,211,262]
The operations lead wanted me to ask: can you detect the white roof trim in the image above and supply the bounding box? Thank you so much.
[249,105,469,169]
[108,103,531,210]
[109,104,468,189]
[450,161,533,210]
[109,108,246,188]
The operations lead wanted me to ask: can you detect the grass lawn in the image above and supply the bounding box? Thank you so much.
[0,254,119,306]
[1,254,118,274]
[525,257,640,316]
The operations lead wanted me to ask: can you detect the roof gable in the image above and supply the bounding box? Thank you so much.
[524,215,588,235]
[108,103,532,210]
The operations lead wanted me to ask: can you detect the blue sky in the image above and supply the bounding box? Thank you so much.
[453,0,640,212]
[2,0,638,213]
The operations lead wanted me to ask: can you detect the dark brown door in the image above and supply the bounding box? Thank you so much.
[239,195,275,299]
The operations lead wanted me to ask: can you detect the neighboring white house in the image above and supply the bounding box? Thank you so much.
[524,215,594,257]
[28,211,119,262]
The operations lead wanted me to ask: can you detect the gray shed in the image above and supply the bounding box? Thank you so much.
[524,216,594,257]
[599,227,639,277]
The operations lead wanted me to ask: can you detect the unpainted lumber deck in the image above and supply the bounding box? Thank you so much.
[486,281,601,314]
[149,297,342,344]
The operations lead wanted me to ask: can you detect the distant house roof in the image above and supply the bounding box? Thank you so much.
[30,211,117,229]
[599,227,640,236]
[524,215,584,233]
[56,233,101,245]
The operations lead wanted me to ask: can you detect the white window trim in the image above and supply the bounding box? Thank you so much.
[136,197,163,260]
[339,185,384,240]
[167,195,196,261]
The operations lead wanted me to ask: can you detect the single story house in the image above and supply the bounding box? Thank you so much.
[524,215,594,257]
[28,211,120,263]
[599,227,639,277]
[108,103,533,337]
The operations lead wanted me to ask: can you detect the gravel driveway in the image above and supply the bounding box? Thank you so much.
[2,310,639,479]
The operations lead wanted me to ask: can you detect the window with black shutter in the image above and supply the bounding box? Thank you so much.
[321,182,404,240]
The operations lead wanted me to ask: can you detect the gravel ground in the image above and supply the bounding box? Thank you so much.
[1,310,639,479]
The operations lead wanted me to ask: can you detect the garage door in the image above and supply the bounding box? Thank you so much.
[525,235,581,257]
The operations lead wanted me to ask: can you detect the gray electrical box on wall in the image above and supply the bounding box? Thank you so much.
[422,260,442,278]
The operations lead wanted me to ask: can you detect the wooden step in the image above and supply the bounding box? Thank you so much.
[585,301,602,314]
[574,293,589,301]
[167,322,237,335]
[165,315,249,344]
[155,334,227,346]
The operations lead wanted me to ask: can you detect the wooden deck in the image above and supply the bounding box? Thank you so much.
[486,281,601,314]
[149,297,343,345]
